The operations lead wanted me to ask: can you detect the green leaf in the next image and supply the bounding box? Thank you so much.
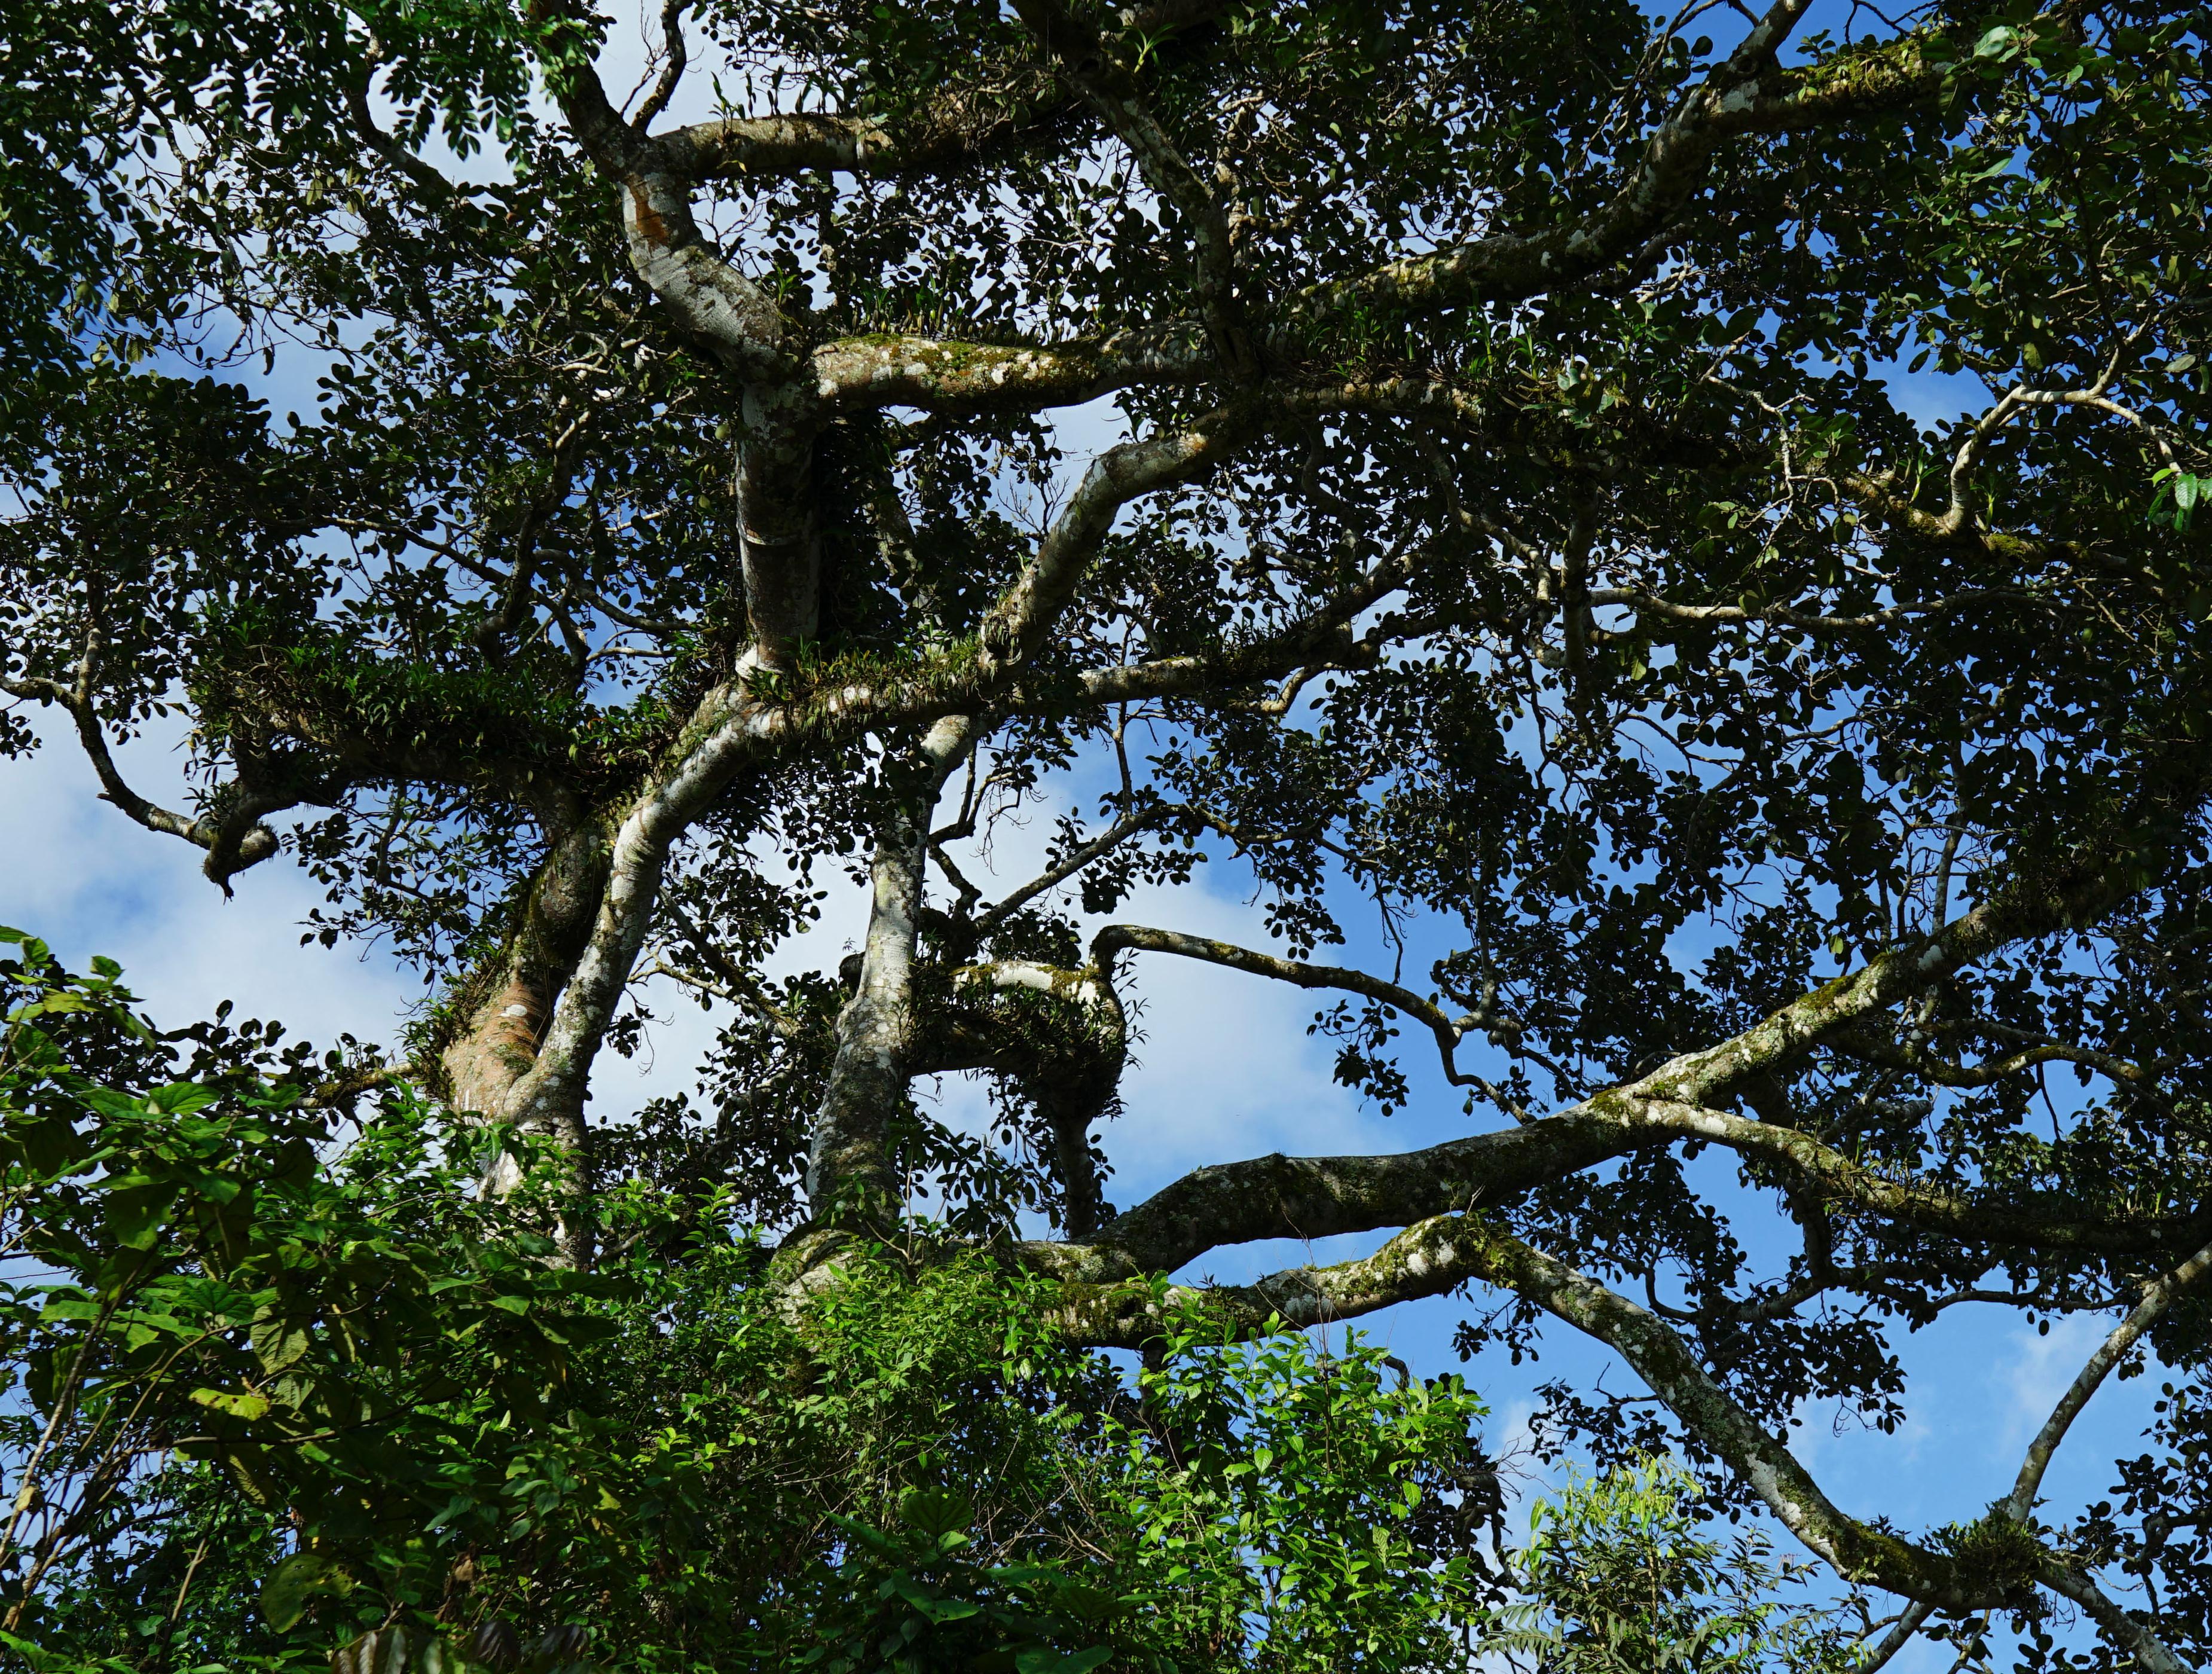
[897,1486,971,1539]
[259,1552,353,1633]
[146,1083,217,1117]
[250,1312,312,1373]
[190,1386,271,1420]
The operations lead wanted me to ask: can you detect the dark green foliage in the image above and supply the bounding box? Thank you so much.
[1480,1457,1857,1674]
[5,0,2212,1667]
[0,939,1519,1671]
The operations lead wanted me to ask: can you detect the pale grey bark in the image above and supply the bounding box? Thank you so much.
[806,716,975,1223]
[2039,1566,2191,1674]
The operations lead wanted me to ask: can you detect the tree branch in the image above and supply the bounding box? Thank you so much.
[1043,842,2184,1281]
[1,673,283,889]
[1062,1212,2046,1609]
[2006,1233,2212,1520]
[1011,0,1255,380]
[1090,922,1502,1095]
[1279,0,1935,336]
[533,11,798,380]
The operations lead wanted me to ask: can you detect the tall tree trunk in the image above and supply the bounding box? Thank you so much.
[439,819,611,1202]
[805,717,973,1226]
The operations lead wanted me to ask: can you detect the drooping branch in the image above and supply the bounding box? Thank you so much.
[1090,922,1499,1093]
[2,670,285,890]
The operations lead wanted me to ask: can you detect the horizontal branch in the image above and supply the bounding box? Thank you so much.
[812,325,1210,412]
[652,0,1232,182]
[1829,1020,2159,1089]
[1593,585,2056,637]
[1634,1098,2212,1256]
[1039,840,2178,1281]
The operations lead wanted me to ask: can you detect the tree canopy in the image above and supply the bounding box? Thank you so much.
[4,0,2212,1666]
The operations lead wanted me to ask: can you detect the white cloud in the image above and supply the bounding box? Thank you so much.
[0,719,413,1050]
[1996,1312,2110,1452]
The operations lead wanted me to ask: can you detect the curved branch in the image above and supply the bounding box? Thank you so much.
[978,405,1258,677]
[2,676,283,888]
[1829,1020,2161,1089]
[535,20,797,380]
[2006,1233,2212,1520]
[1634,1098,2212,1257]
[631,0,687,131]
[1091,922,1495,1093]
[1012,0,1255,380]
[1062,1213,2039,1609]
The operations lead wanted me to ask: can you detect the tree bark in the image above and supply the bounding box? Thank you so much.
[805,717,974,1226]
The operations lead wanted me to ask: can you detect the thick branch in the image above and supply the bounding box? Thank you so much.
[977,406,1257,677]
[2038,1566,2189,1674]
[536,21,797,380]
[1049,845,2174,1280]
[806,716,977,1224]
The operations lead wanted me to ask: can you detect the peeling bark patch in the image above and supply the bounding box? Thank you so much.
[629,186,669,246]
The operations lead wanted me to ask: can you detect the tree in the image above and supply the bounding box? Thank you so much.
[1481,1455,1857,1673]
[2,0,2211,1666]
